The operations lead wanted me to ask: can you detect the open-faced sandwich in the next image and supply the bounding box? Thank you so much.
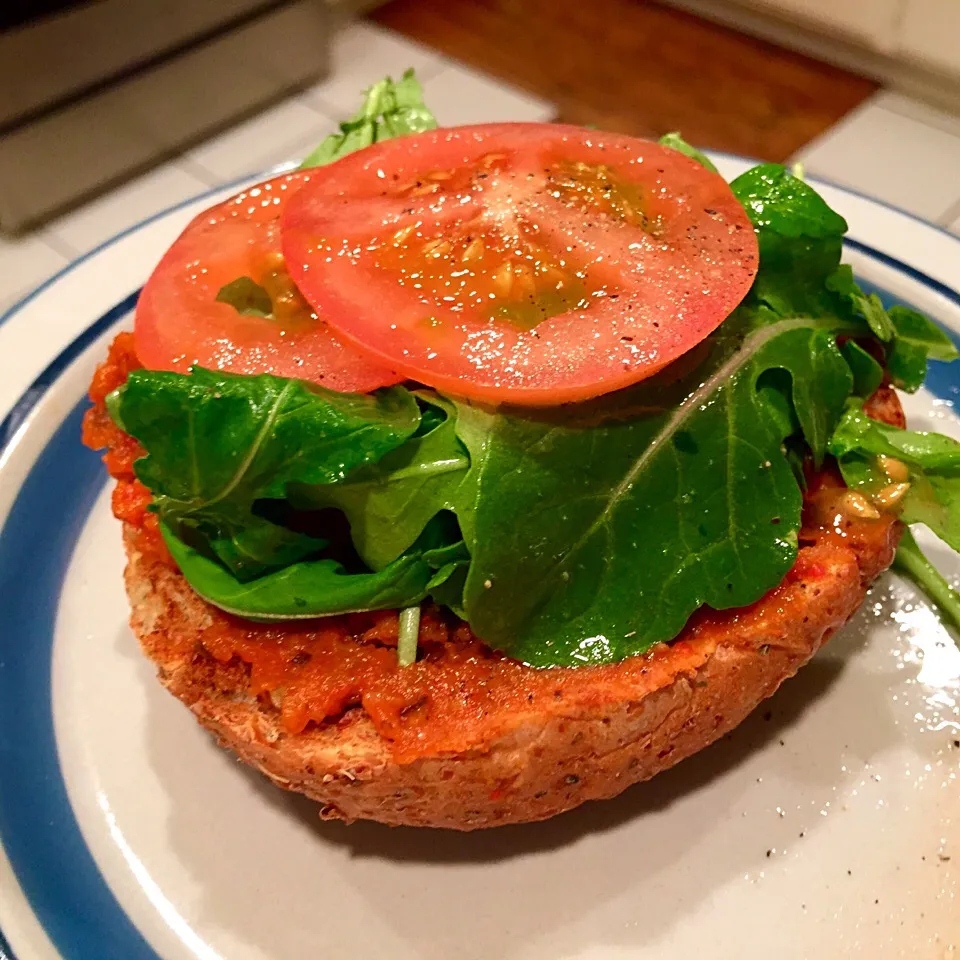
[84,72,960,829]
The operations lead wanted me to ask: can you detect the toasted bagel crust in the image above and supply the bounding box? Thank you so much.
[125,514,898,830]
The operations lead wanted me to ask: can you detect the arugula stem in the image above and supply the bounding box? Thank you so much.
[894,527,960,639]
[397,605,422,667]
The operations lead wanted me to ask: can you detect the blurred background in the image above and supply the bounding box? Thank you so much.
[2,0,959,312]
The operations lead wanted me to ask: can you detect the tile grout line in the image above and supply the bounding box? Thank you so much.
[175,154,231,189]
[34,231,81,260]
[937,195,960,230]
[876,89,960,141]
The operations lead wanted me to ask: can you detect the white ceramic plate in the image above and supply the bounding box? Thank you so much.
[0,155,958,960]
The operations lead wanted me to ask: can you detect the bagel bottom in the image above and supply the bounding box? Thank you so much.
[89,335,903,830]
[125,503,898,830]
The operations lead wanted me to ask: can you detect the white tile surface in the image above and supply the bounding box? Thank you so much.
[0,232,72,316]
[45,163,211,255]
[184,96,335,183]
[793,92,960,222]
[0,21,558,309]
[421,63,556,127]
[305,21,445,116]
[875,89,960,140]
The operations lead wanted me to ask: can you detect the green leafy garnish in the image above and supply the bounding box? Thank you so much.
[162,521,441,618]
[829,402,960,552]
[296,392,469,570]
[299,69,437,169]
[657,132,718,173]
[730,163,847,318]
[214,276,273,318]
[110,367,420,579]
[397,605,421,666]
[825,269,957,392]
[893,528,960,632]
[826,267,895,342]
[841,340,884,398]
[886,305,959,391]
[452,316,854,665]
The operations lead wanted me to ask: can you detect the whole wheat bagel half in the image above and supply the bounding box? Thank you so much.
[108,384,905,830]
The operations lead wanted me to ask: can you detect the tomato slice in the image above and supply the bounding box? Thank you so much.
[135,171,400,393]
[281,123,758,405]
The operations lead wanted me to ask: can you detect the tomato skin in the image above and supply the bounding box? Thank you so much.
[281,123,758,405]
[134,172,400,394]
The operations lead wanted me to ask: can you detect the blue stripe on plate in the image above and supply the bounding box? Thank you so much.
[0,401,153,960]
[0,926,15,960]
[0,291,159,960]
[0,236,957,959]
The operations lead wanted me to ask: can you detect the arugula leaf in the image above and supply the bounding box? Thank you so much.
[894,528,960,634]
[110,368,420,575]
[161,512,468,620]
[728,165,955,400]
[299,69,437,169]
[294,392,469,570]
[454,315,855,666]
[162,521,439,619]
[732,163,848,241]
[205,516,325,580]
[731,163,848,317]
[828,402,960,551]
[657,132,718,173]
[889,305,959,362]
[826,266,893,341]
[887,338,928,393]
[426,558,469,618]
[215,276,272,318]
[856,292,895,342]
[822,277,957,391]
[841,340,884,398]
[887,305,959,392]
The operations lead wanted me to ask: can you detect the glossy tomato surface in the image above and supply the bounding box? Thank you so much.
[135,172,400,393]
[281,124,758,404]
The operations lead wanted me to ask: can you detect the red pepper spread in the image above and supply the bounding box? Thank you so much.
[83,334,900,761]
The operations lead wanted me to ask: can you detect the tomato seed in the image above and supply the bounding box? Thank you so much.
[391,225,415,246]
[422,238,452,258]
[491,263,514,297]
[461,237,485,262]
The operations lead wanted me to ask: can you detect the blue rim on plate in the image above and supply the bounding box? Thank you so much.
[1,169,959,960]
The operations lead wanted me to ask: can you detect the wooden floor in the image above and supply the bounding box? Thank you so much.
[373,0,878,162]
